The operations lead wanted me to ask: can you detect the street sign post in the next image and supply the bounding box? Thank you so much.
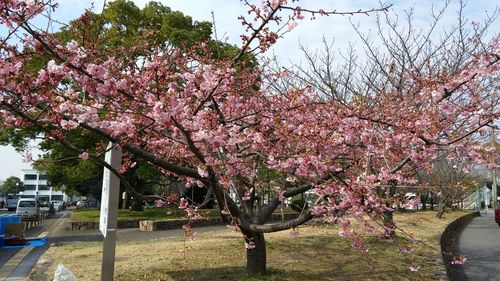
[99,143,122,281]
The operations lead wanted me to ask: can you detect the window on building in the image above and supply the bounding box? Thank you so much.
[24,184,36,190]
[38,174,49,180]
[38,185,50,190]
[51,195,63,201]
[24,174,37,180]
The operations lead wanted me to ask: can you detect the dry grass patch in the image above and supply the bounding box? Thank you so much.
[30,210,468,281]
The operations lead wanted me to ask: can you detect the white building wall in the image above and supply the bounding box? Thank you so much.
[20,169,71,202]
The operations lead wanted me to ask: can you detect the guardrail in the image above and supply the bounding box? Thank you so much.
[20,210,49,231]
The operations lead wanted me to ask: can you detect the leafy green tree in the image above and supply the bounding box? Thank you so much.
[34,129,161,210]
[1,176,24,194]
[2,0,236,209]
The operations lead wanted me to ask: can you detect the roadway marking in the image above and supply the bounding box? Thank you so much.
[0,247,34,280]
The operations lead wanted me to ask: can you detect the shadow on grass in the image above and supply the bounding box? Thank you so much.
[134,264,421,281]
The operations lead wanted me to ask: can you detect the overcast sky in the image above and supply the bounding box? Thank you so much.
[0,0,498,181]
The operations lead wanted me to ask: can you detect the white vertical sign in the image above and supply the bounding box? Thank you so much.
[99,142,122,281]
[99,143,122,237]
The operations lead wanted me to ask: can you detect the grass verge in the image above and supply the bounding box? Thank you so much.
[32,210,467,281]
[70,207,297,222]
[70,208,221,222]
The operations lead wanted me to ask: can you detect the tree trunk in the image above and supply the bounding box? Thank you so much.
[381,210,396,238]
[382,182,397,238]
[436,201,445,218]
[244,231,267,275]
[130,195,143,211]
[421,196,427,210]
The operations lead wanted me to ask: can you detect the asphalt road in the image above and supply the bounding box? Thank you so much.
[459,212,500,281]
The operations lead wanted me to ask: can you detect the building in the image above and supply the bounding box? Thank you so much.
[20,169,71,203]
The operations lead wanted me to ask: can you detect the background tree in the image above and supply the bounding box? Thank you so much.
[417,154,480,217]
[277,0,499,230]
[2,0,237,210]
[0,176,24,194]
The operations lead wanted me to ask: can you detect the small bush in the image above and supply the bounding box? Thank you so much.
[290,198,308,213]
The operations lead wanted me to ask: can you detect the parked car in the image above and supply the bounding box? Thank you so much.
[495,208,500,226]
[16,198,40,219]
[39,201,50,212]
[76,200,86,208]
[51,200,63,211]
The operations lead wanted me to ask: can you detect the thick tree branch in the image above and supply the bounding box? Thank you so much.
[78,123,203,179]
[241,211,313,233]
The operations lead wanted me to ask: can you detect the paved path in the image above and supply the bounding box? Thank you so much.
[0,210,224,280]
[459,212,500,281]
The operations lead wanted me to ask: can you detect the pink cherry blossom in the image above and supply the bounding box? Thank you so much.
[245,241,256,250]
[451,256,467,265]
[79,152,89,160]
[23,152,33,163]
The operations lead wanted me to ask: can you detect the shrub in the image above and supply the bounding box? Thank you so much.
[290,198,308,213]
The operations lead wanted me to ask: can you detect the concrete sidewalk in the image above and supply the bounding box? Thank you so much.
[459,212,500,281]
[0,211,70,281]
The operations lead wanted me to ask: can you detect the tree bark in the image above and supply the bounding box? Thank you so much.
[420,194,428,210]
[436,201,445,218]
[382,182,397,238]
[381,210,396,238]
[130,195,143,211]
[243,230,267,275]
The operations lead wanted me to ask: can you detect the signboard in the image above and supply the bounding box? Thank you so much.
[99,143,122,237]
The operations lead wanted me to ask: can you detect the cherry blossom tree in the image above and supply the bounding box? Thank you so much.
[0,0,498,275]
[276,0,499,234]
[417,154,479,217]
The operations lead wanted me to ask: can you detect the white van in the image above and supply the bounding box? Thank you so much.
[16,198,40,219]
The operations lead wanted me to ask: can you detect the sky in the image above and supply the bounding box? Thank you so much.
[0,0,498,181]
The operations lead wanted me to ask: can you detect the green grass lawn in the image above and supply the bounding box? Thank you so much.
[34,210,467,281]
[70,208,221,222]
